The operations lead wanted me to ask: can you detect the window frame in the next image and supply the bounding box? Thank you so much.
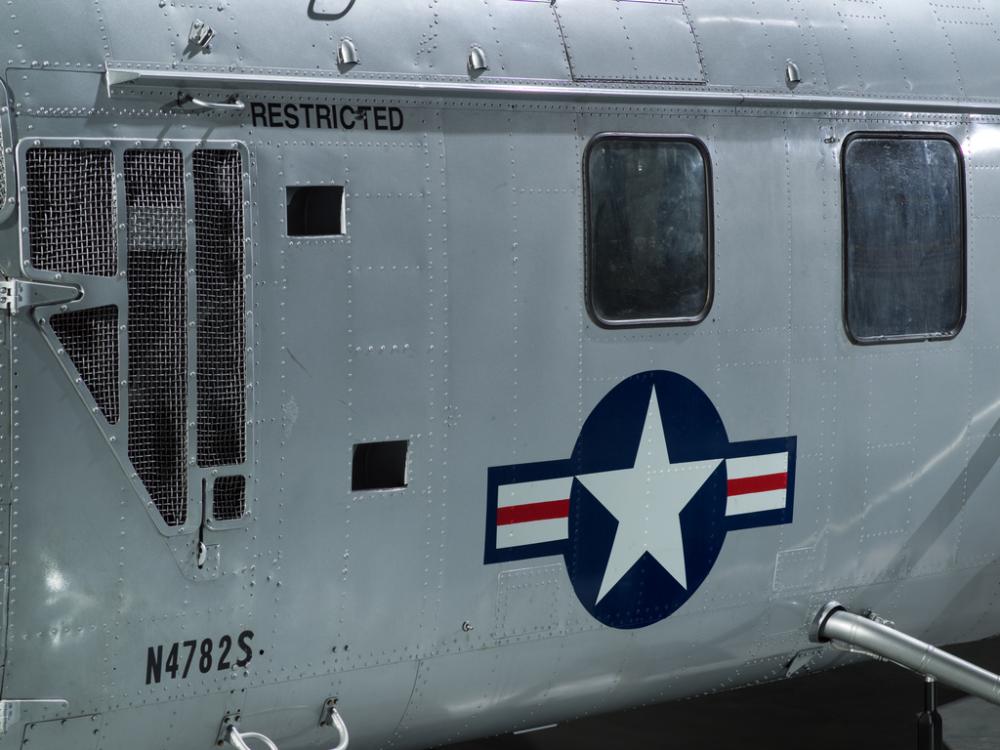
[584,132,715,329]
[841,130,967,346]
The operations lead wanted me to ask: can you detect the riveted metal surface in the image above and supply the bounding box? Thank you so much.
[99,0,572,83]
[0,78,12,225]
[8,3,1000,750]
[685,0,824,90]
[555,0,706,83]
[21,714,101,749]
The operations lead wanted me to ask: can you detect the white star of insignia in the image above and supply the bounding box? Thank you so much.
[576,387,722,604]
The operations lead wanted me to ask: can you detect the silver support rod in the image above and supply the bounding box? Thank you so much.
[104,65,1000,116]
[811,602,1000,706]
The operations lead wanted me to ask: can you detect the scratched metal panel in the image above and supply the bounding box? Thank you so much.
[482,0,572,80]
[686,0,823,90]
[10,8,1000,748]
[397,640,629,744]
[2,321,122,716]
[370,0,570,79]
[245,119,450,671]
[4,315,264,718]
[240,663,418,750]
[555,0,705,82]
[102,0,570,81]
[800,0,955,95]
[95,1,242,70]
[238,0,432,75]
[95,695,240,750]
[966,124,1000,344]
[871,0,972,98]
[21,715,101,750]
[927,2,1000,101]
[0,0,106,71]
[784,121,841,355]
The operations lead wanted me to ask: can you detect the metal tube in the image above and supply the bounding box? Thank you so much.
[812,602,1000,705]
[325,707,349,750]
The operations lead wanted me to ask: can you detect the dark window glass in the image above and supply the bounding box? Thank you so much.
[587,137,711,326]
[286,185,345,236]
[844,135,965,342]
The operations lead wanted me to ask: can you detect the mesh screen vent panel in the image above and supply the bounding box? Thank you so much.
[213,475,246,521]
[124,150,188,527]
[25,148,117,276]
[50,306,120,424]
[193,150,246,468]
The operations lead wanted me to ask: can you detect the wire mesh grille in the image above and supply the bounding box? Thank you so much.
[125,149,188,527]
[25,148,117,276]
[213,475,246,521]
[194,150,246,467]
[50,305,120,424]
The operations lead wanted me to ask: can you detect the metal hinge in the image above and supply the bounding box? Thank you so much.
[0,278,80,314]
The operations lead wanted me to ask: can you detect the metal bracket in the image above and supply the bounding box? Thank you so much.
[0,278,80,314]
[0,700,69,736]
[216,711,242,746]
[189,19,216,50]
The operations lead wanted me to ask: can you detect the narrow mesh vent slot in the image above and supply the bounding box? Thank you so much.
[194,150,246,468]
[50,306,120,424]
[25,148,117,275]
[213,475,246,521]
[125,150,188,527]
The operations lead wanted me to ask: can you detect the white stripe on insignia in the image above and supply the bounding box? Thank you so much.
[726,489,787,516]
[495,517,569,549]
[498,477,574,508]
[727,452,787,479]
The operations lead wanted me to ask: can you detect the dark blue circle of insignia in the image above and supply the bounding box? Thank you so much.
[564,371,730,629]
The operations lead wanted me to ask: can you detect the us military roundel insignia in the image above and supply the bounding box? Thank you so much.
[484,370,797,630]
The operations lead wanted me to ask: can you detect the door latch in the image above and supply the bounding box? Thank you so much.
[0,278,80,314]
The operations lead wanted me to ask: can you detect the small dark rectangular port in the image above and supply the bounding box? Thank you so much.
[286,185,345,236]
[352,440,408,491]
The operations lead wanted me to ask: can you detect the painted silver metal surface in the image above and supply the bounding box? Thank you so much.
[813,604,1000,705]
[0,78,12,225]
[0,702,68,737]
[104,65,1000,115]
[3,1,1000,749]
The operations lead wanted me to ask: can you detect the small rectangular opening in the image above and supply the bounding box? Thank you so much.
[286,185,345,237]
[352,440,408,491]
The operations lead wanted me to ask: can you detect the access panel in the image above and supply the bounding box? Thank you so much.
[555,0,705,83]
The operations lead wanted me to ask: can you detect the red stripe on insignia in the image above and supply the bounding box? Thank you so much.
[727,472,787,497]
[496,499,570,526]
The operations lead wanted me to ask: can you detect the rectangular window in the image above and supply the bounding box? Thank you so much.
[586,135,712,327]
[843,133,965,343]
[286,185,345,237]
